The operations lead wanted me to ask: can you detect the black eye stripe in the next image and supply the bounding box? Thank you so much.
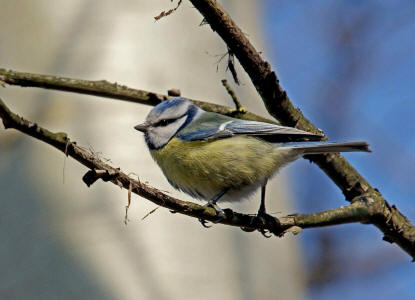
[155,118,176,127]
[154,113,187,127]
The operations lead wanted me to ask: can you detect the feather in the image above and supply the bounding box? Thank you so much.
[285,141,371,154]
[177,112,323,142]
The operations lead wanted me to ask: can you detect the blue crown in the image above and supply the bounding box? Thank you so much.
[153,97,188,115]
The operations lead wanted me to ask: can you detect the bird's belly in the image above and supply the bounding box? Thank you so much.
[150,136,290,202]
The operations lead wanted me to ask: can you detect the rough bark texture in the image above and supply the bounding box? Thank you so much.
[0,68,275,124]
[189,0,415,259]
[0,97,388,240]
[0,0,414,260]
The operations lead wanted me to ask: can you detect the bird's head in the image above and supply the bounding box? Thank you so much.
[134,97,202,149]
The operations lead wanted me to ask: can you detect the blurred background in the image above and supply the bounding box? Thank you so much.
[0,0,414,299]
[264,1,415,299]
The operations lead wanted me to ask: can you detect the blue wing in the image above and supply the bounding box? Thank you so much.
[177,112,323,142]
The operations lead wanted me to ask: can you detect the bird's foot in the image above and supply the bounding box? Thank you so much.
[257,210,280,238]
[198,218,212,228]
[198,201,226,228]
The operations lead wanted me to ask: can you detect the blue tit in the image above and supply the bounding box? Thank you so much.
[134,97,370,224]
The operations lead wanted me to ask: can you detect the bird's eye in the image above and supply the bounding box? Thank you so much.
[158,119,171,127]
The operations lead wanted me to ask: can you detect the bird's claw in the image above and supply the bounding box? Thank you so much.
[208,202,226,220]
[198,201,226,228]
[198,218,212,228]
[258,228,272,238]
[256,210,280,237]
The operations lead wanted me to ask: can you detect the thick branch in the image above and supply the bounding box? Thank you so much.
[0,97,382,238]
[189,0,415,259]
[0,68,274,124]
[1,6,414,260]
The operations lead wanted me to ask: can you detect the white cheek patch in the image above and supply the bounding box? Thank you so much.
[148,116,187,149]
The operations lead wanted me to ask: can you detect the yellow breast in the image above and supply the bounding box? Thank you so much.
[150,136,286,200]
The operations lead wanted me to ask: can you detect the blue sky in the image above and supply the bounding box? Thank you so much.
[263,1,415,298]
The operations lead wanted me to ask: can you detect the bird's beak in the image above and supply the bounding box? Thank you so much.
[134,122,149,133]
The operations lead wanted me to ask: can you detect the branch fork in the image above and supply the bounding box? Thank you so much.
[0,0,414,259]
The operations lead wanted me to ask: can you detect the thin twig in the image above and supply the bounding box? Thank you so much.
[142,207,160,221]
[0,97,389,240]
[189,0,415,260]
[226,48,240,85]
[125,182,132,225]
[0,68,275,124]
[221,79,246,113]
[154,0,183,21]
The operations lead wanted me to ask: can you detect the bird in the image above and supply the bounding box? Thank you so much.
[134,97,370,230]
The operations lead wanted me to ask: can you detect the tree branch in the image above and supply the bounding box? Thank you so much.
[0,97,386,238]
[1,2,414,260]
[189,0,415,259]
[0,68,274,124]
